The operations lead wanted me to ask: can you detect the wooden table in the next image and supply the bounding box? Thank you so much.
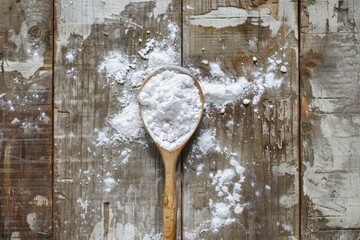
[1,0,359,239]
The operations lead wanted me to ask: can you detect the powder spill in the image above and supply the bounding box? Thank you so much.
[98,51,131,84]
[138,69,202,151]
[195,129,219,155]
[209,157,246,231]
[198,60,284,109]
[109,102,145,142]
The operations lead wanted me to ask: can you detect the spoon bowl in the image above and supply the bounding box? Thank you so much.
[138,66,204,240]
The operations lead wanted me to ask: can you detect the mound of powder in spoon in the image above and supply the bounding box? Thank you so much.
[138,69,203,151]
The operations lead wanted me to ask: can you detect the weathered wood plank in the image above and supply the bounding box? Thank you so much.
[183,1,299,239]
[0,0,53,238]
[54,0,182,239]
[301,0,360,239]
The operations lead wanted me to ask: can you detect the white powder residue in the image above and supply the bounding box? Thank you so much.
[209,62,225,78]
[138,39,157,60]
[148,47,177,68]
[120,148,132,164]
[167,23,179,42]
[199,59,284,109]
[98,51,130,84]
[109,102,145,142]
[281,223,292,232]
[201,76,251,109]
[209,157,245,231]
[196,163,205,176]
[143,230,162,240]
[130,70,146,87]
[94,128,111,146]
[196,129,219,155]
[103,176,117,193]
[65,50,76,63]
[139,69,202,151]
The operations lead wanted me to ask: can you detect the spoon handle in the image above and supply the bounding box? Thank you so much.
[160,150,181,240]
[163,165,177,239]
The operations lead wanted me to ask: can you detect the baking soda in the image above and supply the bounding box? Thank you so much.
[138,69,202,151]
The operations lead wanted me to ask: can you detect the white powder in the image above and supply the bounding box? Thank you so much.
[199,61,284,108]
[109,102,145,142]
[65,50,75,63]
[196,129,219,155]
[138,69,203,151]
[201,76,251,108]
[138,39,156,60]
[280,65,288,73]
[196,164,205,175]
[209,157,245,231]
[120,148,131,164]
[103,176,117,193]
[167,23,179,42]
[209,62,225,78]
[98,51,130,84]
[242,98,251,105]
[148,47,177,68]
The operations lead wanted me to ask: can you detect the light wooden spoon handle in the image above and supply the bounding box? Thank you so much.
[163,165,177,240]
[160,149,181,240]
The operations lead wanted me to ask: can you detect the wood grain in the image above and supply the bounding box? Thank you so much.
[301,0,360,238]
[182,1,299,239]
[0,0,53,238]
[53,0,182,239]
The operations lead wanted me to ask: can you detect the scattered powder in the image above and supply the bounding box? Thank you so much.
[167,23,179,42]
[196,163,205,176]
[103,176,117,193]
[138,69,202,151]
[199,60,284,109]
[94,128,111,146]
[147,47,177,68]
[143,231,162,240]
[195,129,219,155]
[209,157,246,231]
[200,76,251,109]
[281,223,292,232]
[280,65,288,73]
[120,148,132,164]
[138,39,156,60]
[242,98,251,105]
[98,51,130,84]
[109,102,145,142]
[65,50,76,63]
[209,62,225,79]
[130,70,146,87]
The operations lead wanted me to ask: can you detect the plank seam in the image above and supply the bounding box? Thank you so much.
[298,0,302,239]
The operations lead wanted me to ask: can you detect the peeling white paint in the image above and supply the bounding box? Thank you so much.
[26,212,37,232]
[279,194,297,209]
[304,28,360,227]
[29,195,50,206]
[5,55,44,79]
[189,7,281,36]
[58,0,171,47]
[278,0,298,38]
[307,0,338,33]
[272,162,296,176]
[10,231,20,240]
[89,206,141,240]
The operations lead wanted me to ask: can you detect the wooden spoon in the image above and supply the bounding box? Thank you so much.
[139,66,204,240]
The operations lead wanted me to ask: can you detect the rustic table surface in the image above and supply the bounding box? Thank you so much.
[1,0,360,239]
